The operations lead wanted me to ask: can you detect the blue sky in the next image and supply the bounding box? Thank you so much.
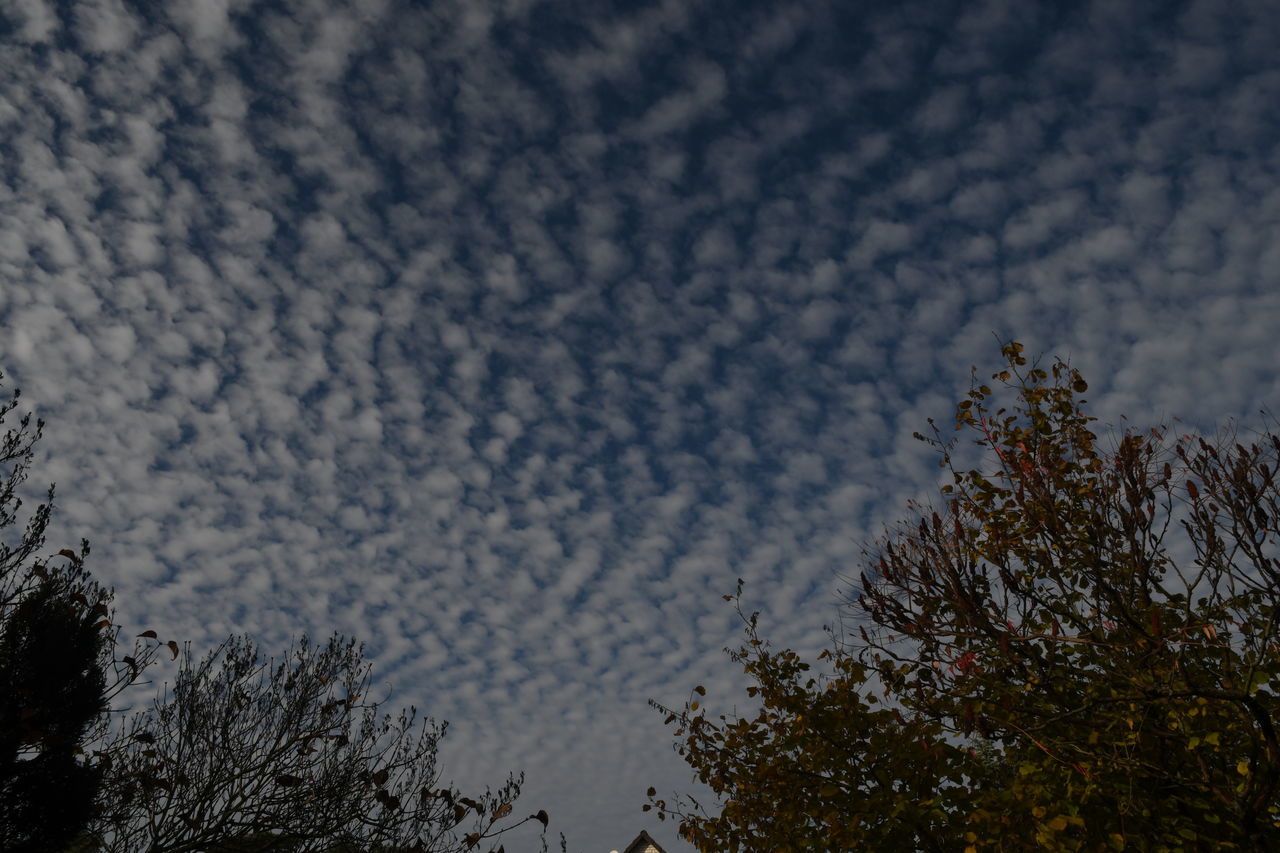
[2,0,1279,850]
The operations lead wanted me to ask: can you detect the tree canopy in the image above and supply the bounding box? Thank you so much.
[0,375,544,853]
[86,633,547,853]
[652,343,1280,852]
[0,379,116,853]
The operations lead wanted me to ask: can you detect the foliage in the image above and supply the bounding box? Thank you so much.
[0,378,109,852]
[652,343,1280,852]
[0,376,168,852]
[647,588,975,851]
[0,375,544,852]
[83,633,547,853]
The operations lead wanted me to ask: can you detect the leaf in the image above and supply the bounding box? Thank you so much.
[167,640,180,659]
[137,630,158,639]
[652,346,1280,852]
[493,802,512,819]
[58,548,78,560]
[533,809,549,827]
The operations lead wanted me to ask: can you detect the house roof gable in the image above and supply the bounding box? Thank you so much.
[620,829,670,853]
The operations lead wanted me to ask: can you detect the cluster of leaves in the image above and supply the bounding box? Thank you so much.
[647,589,975,852]
[653,343,1280,852]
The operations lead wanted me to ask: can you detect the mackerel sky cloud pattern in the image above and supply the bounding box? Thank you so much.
[2,0,1279,849]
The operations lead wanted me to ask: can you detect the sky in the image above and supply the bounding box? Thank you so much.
[2,0,1279,850]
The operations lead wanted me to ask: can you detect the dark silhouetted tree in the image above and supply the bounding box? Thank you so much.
[0,379,114,852]
[0,376,542,853]
[87,633,548,853]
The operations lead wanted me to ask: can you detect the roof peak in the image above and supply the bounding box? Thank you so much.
[619,829,670,853]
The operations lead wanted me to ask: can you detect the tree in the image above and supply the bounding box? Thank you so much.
[0,375,544,852]
[0,378,114,852]
[652,343,1280,851]
[85,633,548,853]
[647,591,975,852]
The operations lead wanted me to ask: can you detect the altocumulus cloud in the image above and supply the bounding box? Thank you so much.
[2,0,1280,849]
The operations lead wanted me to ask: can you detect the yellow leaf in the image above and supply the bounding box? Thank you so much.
[1048,816,1069,831]
[1205,732,1220,746]
[1238,760,1251,775]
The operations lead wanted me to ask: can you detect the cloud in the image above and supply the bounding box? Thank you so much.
[1,1,1278,851]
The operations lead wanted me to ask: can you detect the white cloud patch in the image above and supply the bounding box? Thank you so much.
[1,1,1278,851]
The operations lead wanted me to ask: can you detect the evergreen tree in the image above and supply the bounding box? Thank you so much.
[0,379,112,852]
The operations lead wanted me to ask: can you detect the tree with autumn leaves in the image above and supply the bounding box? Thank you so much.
[652,343,1280,852]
